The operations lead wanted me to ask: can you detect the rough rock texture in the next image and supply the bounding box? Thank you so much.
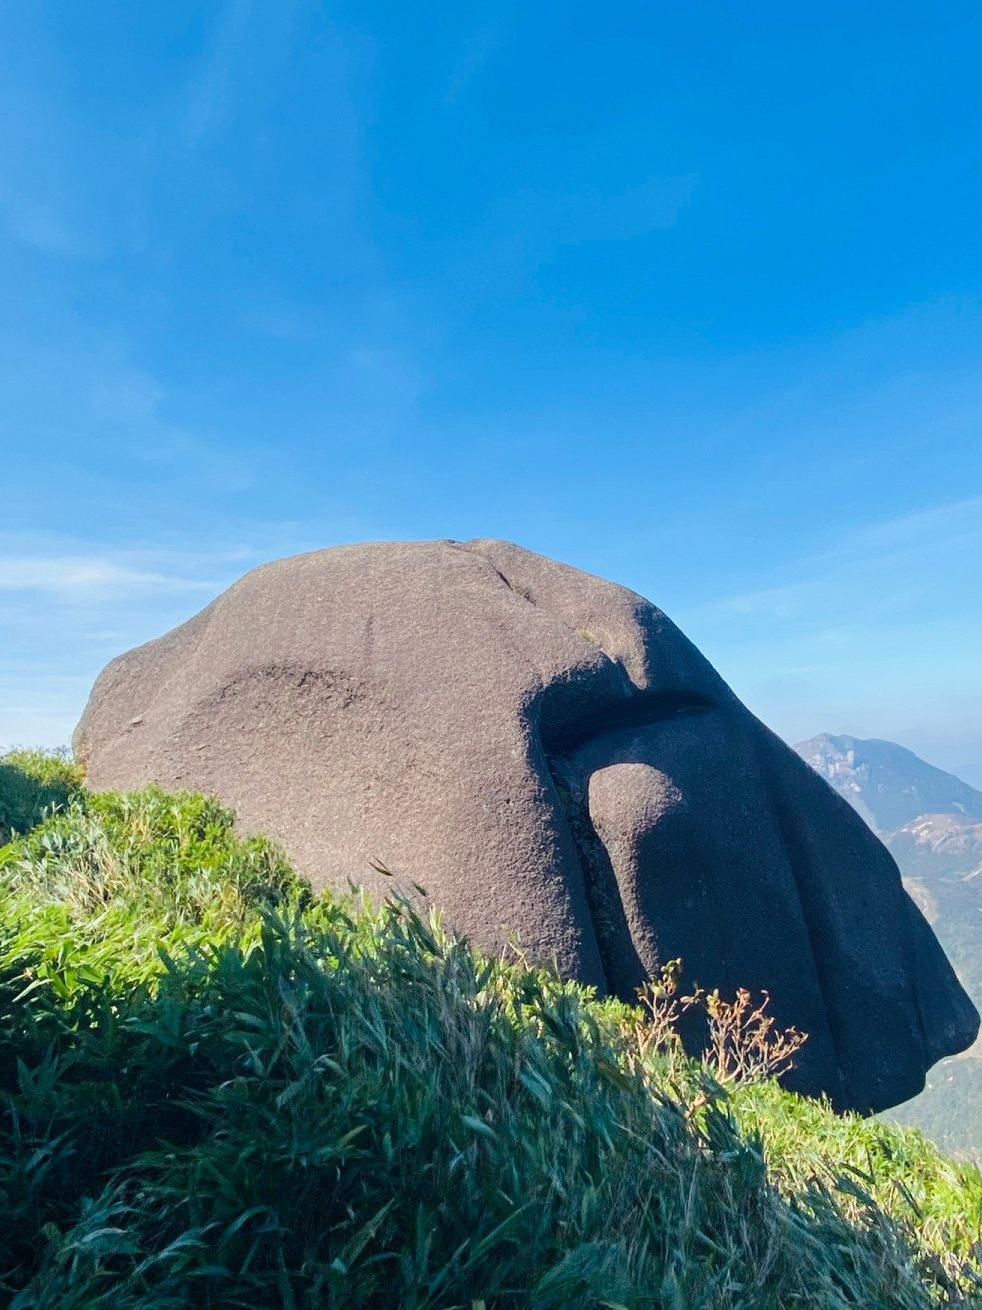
[74,539,979,1113]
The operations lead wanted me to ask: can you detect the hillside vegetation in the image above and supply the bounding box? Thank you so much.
[889,863,982,1163]
[793,732,982,1164]
[1,752,981,1308]
[0,748,85,845]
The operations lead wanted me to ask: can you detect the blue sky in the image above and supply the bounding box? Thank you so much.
[2,1,982,785]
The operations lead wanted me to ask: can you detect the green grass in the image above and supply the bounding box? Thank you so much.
[1,751,980,1307]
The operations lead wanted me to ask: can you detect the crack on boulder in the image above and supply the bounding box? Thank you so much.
[445,539,541,608]
[215,664,365,710]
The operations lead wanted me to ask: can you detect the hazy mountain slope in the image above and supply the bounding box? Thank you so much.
[892,862,981,1162]
[794,733,981,1163]
[890,812,982,878]
[795,733,982,834]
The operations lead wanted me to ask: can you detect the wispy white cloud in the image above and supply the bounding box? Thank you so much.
[832,493,982,556]
[0,555,220,603]
[676,485,982,785]
[181,0,255,147]
[696,492,982,625]
[89,366,164,423]
[127,427,258,493]
[707,577,840,622]
[3,193,88,258]
[239,300,325,342]
[0,325,261,495]
[179,0,307,149]
[443,172,699,300]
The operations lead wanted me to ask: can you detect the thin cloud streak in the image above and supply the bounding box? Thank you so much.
[180,0,254,147]
[0,556,221,603]
[833,493,982,554]
[696,493,982,623]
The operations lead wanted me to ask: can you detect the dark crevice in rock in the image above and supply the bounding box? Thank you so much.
[445,540,540,608]
[451,538,616,642]
[546,758,647,1002]
[540,690,712,757]
[538,690,713,1004]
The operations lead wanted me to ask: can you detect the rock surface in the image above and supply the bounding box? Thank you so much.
[75,539,979,1113]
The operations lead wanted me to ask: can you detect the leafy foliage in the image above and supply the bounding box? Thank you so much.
[0,769,980,1307]
[0,748,84,845]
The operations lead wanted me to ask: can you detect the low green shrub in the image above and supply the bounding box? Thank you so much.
[0,748,84,845]
[5,783,303,920]
[0,785,979,1308]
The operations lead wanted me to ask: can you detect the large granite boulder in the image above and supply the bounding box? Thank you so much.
[74,539,978,1112]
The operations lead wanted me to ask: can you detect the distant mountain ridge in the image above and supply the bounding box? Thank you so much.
[794,732,981,1163]
[794,733,982,835]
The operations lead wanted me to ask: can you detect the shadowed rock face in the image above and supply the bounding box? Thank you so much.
[74,539,979,1113]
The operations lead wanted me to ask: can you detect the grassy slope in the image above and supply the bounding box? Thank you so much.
[1,754,980,1308]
